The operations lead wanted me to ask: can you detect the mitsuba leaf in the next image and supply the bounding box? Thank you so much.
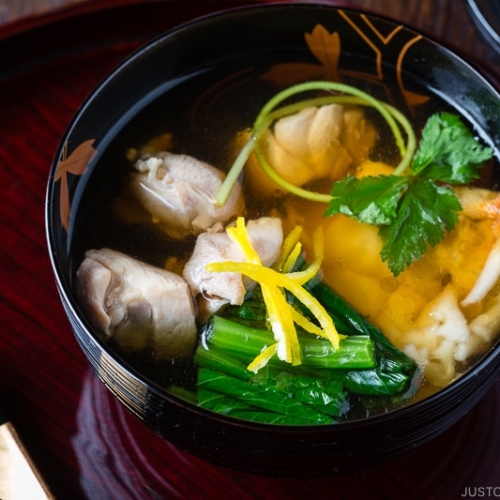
[412,112,493,183]
[379,179,461,276]
[325,174,408,225]
[323,112,493,276]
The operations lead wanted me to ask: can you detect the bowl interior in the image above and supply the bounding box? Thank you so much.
[46,3,500,473]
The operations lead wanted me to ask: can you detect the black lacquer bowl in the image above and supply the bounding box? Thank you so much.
[45,3,500,476]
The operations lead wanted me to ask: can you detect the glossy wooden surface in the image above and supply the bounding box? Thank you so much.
[1,0,500,498]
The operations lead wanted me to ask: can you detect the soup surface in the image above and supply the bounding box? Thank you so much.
[71,52,500,424]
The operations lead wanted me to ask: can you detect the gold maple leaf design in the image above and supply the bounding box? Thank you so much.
[261,19,428,112]
[304,24,341,81]
[261,24,340,85]
[55,139,96,231]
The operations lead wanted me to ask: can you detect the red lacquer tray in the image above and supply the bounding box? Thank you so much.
[1,1,499,498]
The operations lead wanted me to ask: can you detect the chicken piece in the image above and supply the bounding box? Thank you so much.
[341,108,379,164]
[274,104,343,161]
[262,129,315,187]
[270,103,352,183]
[76,248,197,360]
[238,104,376,199]
[183,217,283,316]
[130,152,245,239]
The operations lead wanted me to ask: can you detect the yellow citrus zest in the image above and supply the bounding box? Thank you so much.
[205,218,342,371]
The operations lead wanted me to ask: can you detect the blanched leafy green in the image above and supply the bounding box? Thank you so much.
[304,276,416,372]
[194,278,419,424]
[198,388,323,424]
[203,315,376,370]
[197,368,334,424]
[342,370,410,396]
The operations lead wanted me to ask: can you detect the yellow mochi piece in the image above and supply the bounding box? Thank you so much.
[283,160,498,387]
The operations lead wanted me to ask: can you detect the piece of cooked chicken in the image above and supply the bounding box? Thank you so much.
[183,217,283,318]
[237,104,376,198]
[130,151,245,239]
[75,248,197,360]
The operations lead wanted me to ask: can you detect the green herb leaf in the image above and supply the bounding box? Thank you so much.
[379,179,461,276]
[325,174,408,225]
[413,112,493,183]
[325,112,493,275]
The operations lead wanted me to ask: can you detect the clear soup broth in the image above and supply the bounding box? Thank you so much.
[69,49,500,424]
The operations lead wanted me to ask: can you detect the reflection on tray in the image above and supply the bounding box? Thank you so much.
[72,367,500,498]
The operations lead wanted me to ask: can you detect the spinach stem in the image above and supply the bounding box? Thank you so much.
[205,315,376,370]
